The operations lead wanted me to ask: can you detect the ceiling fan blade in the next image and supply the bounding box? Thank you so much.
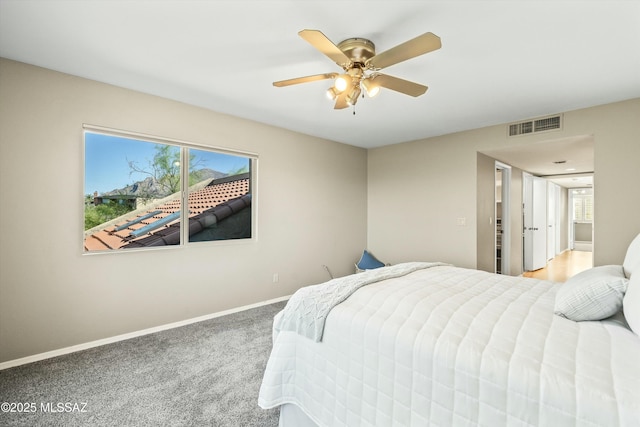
[371,73,428,97]
[298,29,352,67]
[273,72,338,87]
[334,92,349,109]
[366,32,441,70]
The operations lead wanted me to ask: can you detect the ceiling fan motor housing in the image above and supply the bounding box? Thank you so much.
[337,38,376,67]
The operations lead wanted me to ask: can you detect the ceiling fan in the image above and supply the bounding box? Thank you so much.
[273,29,441,110]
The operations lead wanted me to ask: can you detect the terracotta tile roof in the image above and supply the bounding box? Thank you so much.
[84,174,250,251]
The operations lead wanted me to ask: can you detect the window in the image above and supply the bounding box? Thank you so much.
[83,127,255,253]
[571,188,593,221]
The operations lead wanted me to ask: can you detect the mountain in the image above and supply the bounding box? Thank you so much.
[103,168,226,198]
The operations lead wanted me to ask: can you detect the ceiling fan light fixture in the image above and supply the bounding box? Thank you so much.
[326,87,339,100]
[362,78,380,97]
[346,85,362,106]
[367,86,380,98]
[334,74,350,92]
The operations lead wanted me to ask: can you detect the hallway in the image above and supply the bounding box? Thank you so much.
[522,250,593,282]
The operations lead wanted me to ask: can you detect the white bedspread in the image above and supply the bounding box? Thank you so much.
[259,264,640,426]
[276,262,446,341]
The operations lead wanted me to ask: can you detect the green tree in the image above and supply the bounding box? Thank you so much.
[84,199,134,230]
[128,145,180,197]
[127,145,205,199]
[85,145,210,231]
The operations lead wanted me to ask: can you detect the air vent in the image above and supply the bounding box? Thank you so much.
[534,115,561,132]
[508,122,533,136]
[508,114,562,136]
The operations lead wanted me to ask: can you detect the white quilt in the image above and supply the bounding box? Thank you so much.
[259,264,640,426]
[276,262,446,341]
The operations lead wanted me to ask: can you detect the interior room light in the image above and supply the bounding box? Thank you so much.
[346,85,362,106]
[326,87,339,100]
[334,74,350,92]
[362,79,380,97]
[367,86,380,97]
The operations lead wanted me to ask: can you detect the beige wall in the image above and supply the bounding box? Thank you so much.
[0,59,368,363]
[368,98,640,270]
[2,57,638,365]
[368,134,477,267]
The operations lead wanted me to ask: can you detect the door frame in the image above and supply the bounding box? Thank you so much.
[495,161,511,275]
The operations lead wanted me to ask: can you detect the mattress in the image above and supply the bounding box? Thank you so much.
[258,264,640,426]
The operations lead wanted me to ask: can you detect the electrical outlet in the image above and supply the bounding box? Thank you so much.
[272,273,279,283]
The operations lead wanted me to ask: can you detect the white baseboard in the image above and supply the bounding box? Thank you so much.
[0,295,290,371]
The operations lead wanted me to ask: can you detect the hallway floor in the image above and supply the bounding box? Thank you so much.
[522,250,593,282]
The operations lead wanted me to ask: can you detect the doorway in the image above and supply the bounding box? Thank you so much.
[569,187,594,251]
[479,134,594,278]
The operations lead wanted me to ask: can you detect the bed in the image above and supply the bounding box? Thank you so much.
[259,235,640,426]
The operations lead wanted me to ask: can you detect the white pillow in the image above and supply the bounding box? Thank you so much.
[554,265,628,321]
[623,271,640,334]
[623,232,640,279]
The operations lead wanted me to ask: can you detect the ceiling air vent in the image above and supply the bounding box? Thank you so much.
[508,114,562,137]
[509,121,533,136]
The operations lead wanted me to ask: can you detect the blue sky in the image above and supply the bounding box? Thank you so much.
[84,132,249,195]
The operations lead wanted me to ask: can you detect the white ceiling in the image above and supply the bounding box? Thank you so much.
[482,134,595,188]
[1,1,639,181]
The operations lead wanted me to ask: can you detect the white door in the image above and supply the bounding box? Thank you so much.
[547,182,558,261]
[524,174,548,271]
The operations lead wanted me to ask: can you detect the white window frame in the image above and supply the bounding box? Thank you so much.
[82,124,258,254]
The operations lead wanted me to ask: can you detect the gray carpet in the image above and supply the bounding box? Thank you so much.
[0,301,286,426]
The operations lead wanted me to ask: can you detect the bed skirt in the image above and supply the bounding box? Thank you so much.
[279,404,318,427]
